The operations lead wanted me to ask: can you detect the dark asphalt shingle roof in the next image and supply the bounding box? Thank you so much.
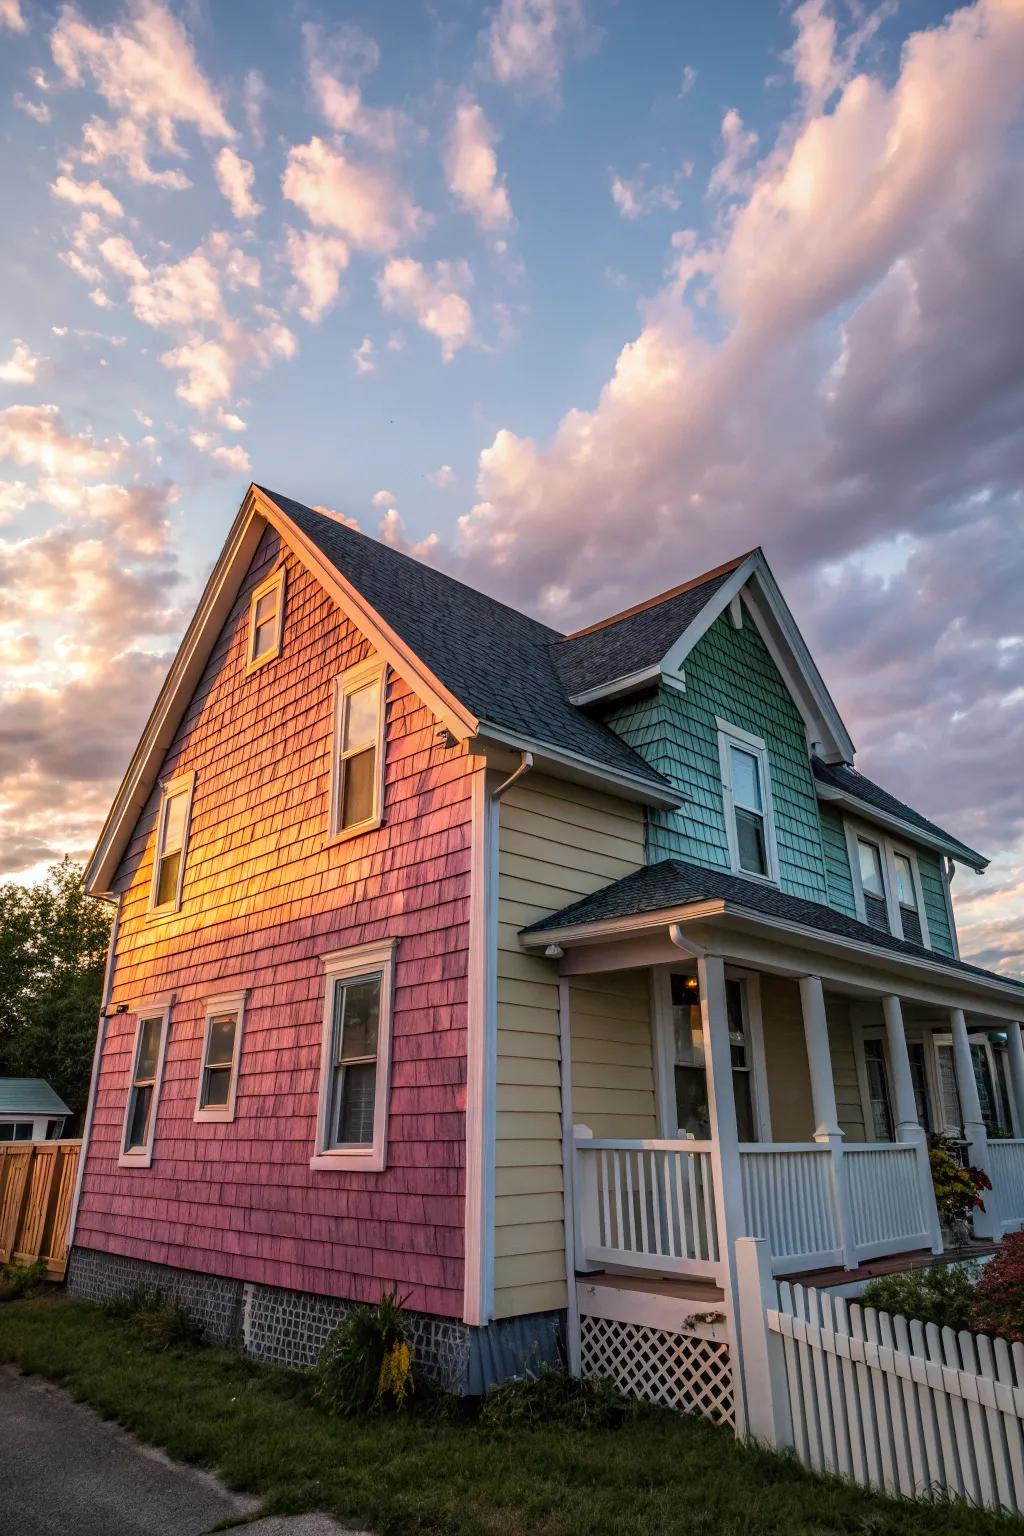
[522,857,1023,993]
[551,555,750,697]
[812,759,986,869]
[264,489,674,791]
[0,1078,71,1116]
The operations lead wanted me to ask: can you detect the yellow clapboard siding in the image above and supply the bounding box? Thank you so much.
[494,1220,565,1259]
[496,1083,562,1116]
[497,1055,561,1088]
[493,1279,568,1319]
[497,1028,561,1062]
[494,1249,566,1288]
[572,1059,654,1091]
[494,1191,565,1226]
[496,1164,565,1197]
[495,1110,562,1143]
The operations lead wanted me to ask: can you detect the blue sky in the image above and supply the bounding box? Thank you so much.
[1,0,1023,970]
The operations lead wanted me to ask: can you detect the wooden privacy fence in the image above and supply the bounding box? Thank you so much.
[0,1140,81,1277]
[736,1238,1024,1517]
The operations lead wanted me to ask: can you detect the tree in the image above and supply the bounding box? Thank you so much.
[0,860,112,1129]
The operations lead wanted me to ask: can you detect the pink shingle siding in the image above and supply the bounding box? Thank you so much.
[75,529,473,1317]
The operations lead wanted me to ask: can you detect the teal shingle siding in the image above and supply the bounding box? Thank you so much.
[605,611,830,904]
[917,851,955,958]
[819,803,857,918]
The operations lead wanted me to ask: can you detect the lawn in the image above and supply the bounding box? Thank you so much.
[1,1295,1022,1536]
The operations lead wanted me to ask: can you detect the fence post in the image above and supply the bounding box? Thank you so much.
[913,1136,944,1254]
[734,1236,793,1449]
[829,1141,860,1270]
[572,1125,601,1273]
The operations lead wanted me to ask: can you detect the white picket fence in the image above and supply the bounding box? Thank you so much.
[738,1242,1024,1516]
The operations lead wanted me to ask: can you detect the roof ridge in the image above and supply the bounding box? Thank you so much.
[259,486,566,643]
[558,549,758,643]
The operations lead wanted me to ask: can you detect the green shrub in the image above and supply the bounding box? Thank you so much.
[103,1287,204,1349]
[970,1231,1024,1342]
[929,1136,991,1229]
[481,1367,635,1430]
[860,1261,978,1330]
[0,1259,46,1302]
[313,1289,414,1417]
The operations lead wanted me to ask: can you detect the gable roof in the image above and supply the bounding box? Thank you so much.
[0,1078,71,1117]
[812,758,987,871]
[520,858,1021,998]
[552,554,750,698]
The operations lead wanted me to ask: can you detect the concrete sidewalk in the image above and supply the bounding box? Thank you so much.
[0,1367,364,1536]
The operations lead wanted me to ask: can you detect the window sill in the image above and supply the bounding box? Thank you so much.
[118,1149,154,1169]
[145,903,182,925]
[193,1106,235,1124]
[245,648,279,676]
[325,817,384,849]
[728,866,778,888]
[309,1148,386,1173]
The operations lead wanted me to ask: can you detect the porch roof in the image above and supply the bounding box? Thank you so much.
[520,857,1024,997]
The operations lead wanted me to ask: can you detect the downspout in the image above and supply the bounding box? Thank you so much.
[66,892,121,1258]
[490,750,534,803]
[668,920,706,959]
[944,858,961,960]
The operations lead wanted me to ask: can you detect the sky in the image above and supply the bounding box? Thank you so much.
[1,0,1023,972]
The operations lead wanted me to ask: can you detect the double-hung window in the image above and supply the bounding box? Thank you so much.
[329,660,386,840]
[892,852,924,945]
[120,1005,171,1167]
[856,837,889,932]
[246,567,286,671]
[847,823,931,947]
[149,772,195,916]
[312,939,397,1172]
[718,720,777,881]
[195,992,246,1122]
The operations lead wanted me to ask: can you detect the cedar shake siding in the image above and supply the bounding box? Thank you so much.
[75,528,474,1318]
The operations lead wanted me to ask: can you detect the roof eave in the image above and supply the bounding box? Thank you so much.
[815,783,988,873]
[472,721,685,810]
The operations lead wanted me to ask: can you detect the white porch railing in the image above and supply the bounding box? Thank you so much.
[988,1139,1024,1233]
[573,1134,720,1280]
[738,1145,842,1274]
[844,1143,933,1259]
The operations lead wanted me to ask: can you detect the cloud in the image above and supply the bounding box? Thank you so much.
[610,164,685,219]
[428,464,456,489]
[303,22,406,153]
[372,489,396,507]
[243,68,267,148]
[51,174,124,218]
[285,228,349,324]
[14,94,50,123]
[161,320,295,412]
[190,431,250,473]
[50,0,234,150]
[352,336,375,374]
[0,0,26,32]
[214,147,262,220]
[485,0,589,97]
[376,258,474,361]
[73,113,191,189]
[679,64,697,97]
[282,137,423,253]
[445,101,513,232]
[0,341,46,384]
[707,107,758,197]
[0,404,126,477]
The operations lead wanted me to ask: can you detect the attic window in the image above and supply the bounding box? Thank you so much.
[246,567,286,672]
[329,659,387,841]
[149,772,195,916]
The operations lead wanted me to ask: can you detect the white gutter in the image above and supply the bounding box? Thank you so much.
[66,893,121,1255]
[474,721,683,810]
[815,783,987,873]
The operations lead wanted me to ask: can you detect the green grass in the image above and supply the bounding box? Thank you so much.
[1,1296,1021,1536]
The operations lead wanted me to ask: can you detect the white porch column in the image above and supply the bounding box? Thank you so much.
[799,974,842,1143]
[949,1007,995,1238]
[799,974,857,1268]
[1006,1022,1024,1139]
[882,995,922,1143]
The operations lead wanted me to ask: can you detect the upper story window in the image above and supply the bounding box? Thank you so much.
[717,719,778,882]
[194,991,246,1123]
[856,837,888,932]
[311,938,397,1173]
[329,660,386,841]
[149,772,195,916]
[246,567,286,672]
[893,852,923,945]
[120,1004,171,1167]
[847,822,930,948]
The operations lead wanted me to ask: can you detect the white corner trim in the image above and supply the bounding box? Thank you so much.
[463,764,498,1326]
[66,894,121,1251]
[193,989,248,1123]
[311,937,398,1173]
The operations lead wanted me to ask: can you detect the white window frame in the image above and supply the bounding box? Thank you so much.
[119,1001,172,1168]
[194,990,247,1123]
[148,771,195,918]
[844,817,931,949]
[328,658,387,844]
[716,718,779,885]
[311,937,397,1173]
[245,566,286,673]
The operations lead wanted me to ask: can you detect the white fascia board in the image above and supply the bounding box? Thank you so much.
[658,553,761,683]
[472,722,685,810]
[568,663,662,707]
[816,783,988,873]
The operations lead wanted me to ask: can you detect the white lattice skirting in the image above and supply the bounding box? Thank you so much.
[580,1315,734,1425]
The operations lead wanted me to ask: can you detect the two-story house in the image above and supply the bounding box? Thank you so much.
[68,485,1024,1419]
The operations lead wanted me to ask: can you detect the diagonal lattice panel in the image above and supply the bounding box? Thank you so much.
[580,1315,734,1425]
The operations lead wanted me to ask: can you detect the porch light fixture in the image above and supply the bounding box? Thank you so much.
[545,943,565,959]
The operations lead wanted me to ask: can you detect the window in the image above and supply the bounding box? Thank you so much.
[330,660,386,840]
[195,992,246,1122]
[120,1005,171,1167]
[906,1042,933,1134]
[312,938,397,1172]
[0,1122,33,1142]
[862,1038,894,1141]
[893,852,923,945]
[717,720,777,881]
[857,838,889,932]
[149,772,195,915]
[246,567,285,671]
[669,973,759,1142]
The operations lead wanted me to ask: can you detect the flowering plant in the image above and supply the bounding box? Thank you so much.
[928,1134,991,1228]
[971,1232,1024,1342]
